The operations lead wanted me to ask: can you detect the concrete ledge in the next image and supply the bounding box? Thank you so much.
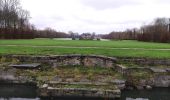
[117,57,170,66]
[115,64,170,74]
[9,63,41,69]
[38,87,121,98]
[1,55,117,68]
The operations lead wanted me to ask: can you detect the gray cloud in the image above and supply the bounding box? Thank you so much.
[22,0,170,34]
[80,0,141,10]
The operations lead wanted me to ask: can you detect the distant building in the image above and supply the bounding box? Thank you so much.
[72,33,101,40]
[71,33,79,40]
[80,33,93,40]
[94,35,101,41]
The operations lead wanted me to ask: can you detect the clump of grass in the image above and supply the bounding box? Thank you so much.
[73,68,81,81]
[126,70,153,85]
[87,69,95,81]
[0,57,7,63]
[117,61,140,68]
[53,68,60,75]
[74,67,81,75]
[11,58,20,64]
[128,70,153,79]
[0,57,11,70]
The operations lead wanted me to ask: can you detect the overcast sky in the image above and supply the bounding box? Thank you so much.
[21,0,170,34]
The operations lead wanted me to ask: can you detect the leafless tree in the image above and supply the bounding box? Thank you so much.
[0,0,34,39]
[137,18,170,42]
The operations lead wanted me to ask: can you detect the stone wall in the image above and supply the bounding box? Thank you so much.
[0,55,117,68]
[117,57,170,66]
[115,65,170,89]
[1,55,170,90]
[39,87,120,98]
[153,75,170,87]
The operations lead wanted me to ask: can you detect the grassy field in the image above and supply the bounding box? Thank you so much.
[0,38,170,58]
[0,38,170,49]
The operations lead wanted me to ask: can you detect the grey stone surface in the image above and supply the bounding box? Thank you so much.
[9,63,41,69]
[126,98,149,100]
[52,76,62,82]
[154,75,170,87]
[39,87,121,98]
[150,68,167,73]
[42,84,48,88]
[117,57,170,66]
[115,64,127,74]
[145,85,152,89]
[0,74,16,80]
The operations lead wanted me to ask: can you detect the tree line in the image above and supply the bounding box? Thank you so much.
[137,18,170,43]
[0,0,69,39]
[35,27,69,38]
[0,0,169,42]
[102,18,170,43]
[0,0,35,39]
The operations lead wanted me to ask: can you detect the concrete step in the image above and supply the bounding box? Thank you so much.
[9,63,41,69]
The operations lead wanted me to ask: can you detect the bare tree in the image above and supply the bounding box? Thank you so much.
[137,18,170,42]
[18,9,30,30]
[0,0,34,39]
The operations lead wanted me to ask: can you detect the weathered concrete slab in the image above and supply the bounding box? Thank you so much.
[0,74,16,80]
[39,87,121,99]
[154,75,170,87]
[126,98,149,100]
[150,68,167,73]
[9,63,41,69]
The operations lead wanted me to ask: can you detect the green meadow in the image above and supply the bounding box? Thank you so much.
[0,38,170,58]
